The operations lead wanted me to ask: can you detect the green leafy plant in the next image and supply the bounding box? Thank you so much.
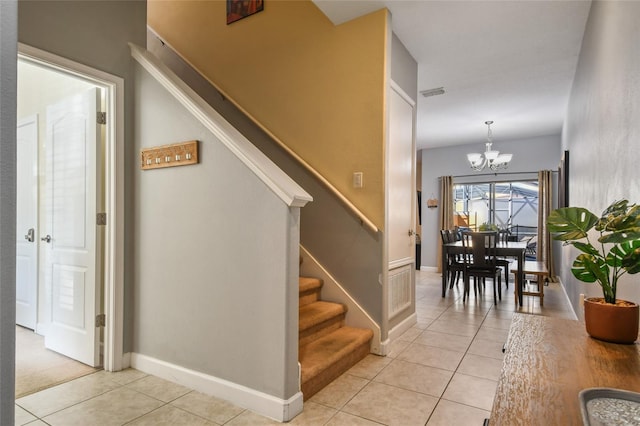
[547,200,640,303]
[478,222,499,231]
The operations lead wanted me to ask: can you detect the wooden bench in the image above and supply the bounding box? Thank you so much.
[510,261,548,306]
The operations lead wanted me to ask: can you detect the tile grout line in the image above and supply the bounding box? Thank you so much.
[422,283,508,424]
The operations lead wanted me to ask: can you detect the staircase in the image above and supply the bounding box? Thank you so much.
[298,276,373,400]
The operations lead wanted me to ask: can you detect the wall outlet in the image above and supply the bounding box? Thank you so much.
[579,293,585,306]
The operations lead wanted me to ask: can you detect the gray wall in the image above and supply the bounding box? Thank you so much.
[0,1,17,422]
[391,32,418,102]
[132,62,299,398]
[560,0,640,318]
[18,0,147,352]
[147,32,385,330]
[420,134,561,268]
[147,28,418,339]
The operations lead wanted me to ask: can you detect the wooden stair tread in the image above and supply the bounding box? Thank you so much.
[299,301,346,332]
[299,326,373,383]
[299,276,322,293]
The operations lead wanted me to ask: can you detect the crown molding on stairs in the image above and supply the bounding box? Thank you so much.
[129,352,303,422]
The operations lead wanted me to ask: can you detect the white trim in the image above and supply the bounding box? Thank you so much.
[130,353,303,422]
[129,43,311,209]
[389,257,413,270]
[388,313,418,342]
[557,277,579,320]
[18,43,125,372]
[35,322,48,337]
[122,352,131,369]
[299,246,383,355]
[420,266,438,272]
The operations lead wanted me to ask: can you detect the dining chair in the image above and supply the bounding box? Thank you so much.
[441,230,464,289]
[461,231,502,304]
[496,229,511,290]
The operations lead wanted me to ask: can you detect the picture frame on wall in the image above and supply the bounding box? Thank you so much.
[558,150,569,208]
[227,0,264,24]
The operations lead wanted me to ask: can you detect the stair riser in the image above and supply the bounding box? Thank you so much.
[301,340,370,400]
[299,315,345,348]
[299,289,321,307]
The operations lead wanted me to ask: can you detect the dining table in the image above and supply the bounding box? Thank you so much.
[441,240,528,305]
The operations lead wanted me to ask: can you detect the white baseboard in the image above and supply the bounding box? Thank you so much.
[420,266,438,272]
[378,313,418,356]
[130,353,303,422]
[556,277,580,321]
[388,313,417,342]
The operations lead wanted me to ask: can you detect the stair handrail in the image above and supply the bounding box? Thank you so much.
[145,31,379,234]
[130,43,312,209]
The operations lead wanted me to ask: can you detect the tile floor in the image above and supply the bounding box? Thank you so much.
[15,271,577,425]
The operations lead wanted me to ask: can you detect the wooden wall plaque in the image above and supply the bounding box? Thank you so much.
[141,140,198,170]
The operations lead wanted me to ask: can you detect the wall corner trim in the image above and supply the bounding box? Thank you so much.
[130,353,304,422]
[129,43,312,209]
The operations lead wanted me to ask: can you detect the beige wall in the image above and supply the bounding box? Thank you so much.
[148,1,388,229]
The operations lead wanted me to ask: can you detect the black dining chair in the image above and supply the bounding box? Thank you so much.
[496,229,511,290]
[441,230,464,289]
[461,231,502,304]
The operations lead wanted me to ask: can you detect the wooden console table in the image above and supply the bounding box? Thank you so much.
[491,314,640,425]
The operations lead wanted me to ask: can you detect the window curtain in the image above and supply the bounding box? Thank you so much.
[437,176,454,273]
[537,170,557,281]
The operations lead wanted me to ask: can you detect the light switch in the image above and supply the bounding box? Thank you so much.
[353,172,363,188]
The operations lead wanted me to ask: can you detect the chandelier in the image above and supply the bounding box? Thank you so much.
[467,121,513,171]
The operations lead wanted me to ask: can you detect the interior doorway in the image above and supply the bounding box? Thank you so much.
[16,44,125,379]
[15,325,97,399]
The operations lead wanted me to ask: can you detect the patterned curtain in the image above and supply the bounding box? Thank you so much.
[437,176,454,273]
[537,170,557,281]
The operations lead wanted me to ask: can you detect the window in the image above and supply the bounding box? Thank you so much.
[453,180,538,239]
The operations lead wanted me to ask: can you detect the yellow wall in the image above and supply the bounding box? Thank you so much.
[148,1,388,228]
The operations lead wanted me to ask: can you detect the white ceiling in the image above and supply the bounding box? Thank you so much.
[312,0,592,150]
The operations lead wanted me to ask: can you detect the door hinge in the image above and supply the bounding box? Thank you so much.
[95,314,106,327]
[97,112,107,125]
[97,213,107,226]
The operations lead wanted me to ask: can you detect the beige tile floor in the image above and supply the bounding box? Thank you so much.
[15,271,576,425]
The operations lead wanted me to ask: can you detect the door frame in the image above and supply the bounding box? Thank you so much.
[382,79,417,346]
[18,43,125,371]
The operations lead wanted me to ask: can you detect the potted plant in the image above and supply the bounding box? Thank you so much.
[547,199,640,343]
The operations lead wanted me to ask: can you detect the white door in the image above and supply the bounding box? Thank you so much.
[388,86,415,264]
[43,88,102,367]
[16,115,39,330]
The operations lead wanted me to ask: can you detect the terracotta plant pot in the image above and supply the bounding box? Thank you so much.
[584,297,639,344]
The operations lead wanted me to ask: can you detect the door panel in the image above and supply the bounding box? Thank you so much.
[44,88,101,367]
[388,87,415,264]
[16,115,39,330]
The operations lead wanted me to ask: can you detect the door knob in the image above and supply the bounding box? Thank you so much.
[24,228,35,242]
[41,235,51,243]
